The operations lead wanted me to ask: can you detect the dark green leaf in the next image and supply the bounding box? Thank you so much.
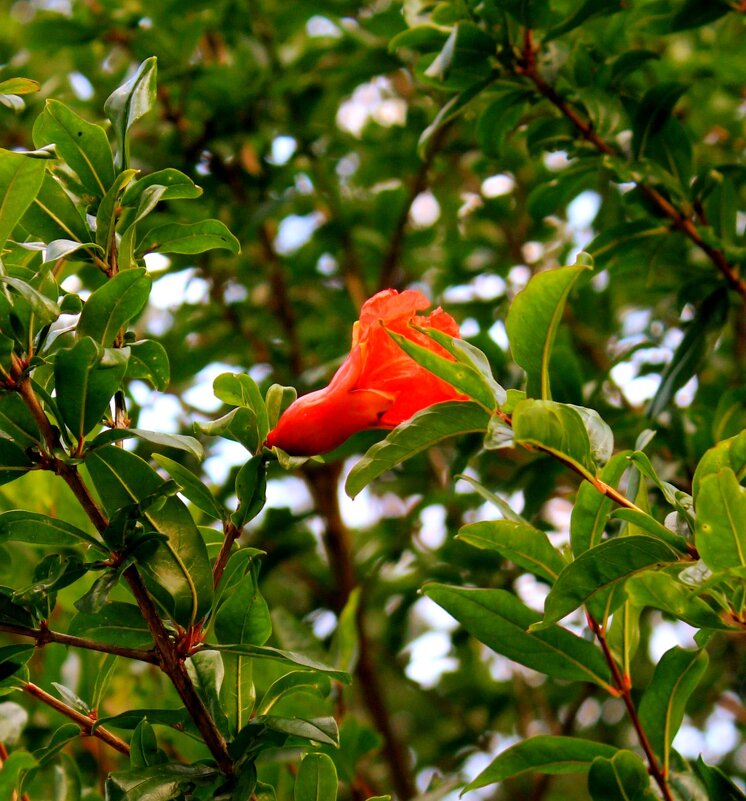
[20,173,88,244]
[125,339,170,391]
[54,338,128,439]
[95,169,137,257]
[638,647,708,774]
[610,509,689,554]
[214,373,269,443]
[0,274,61,325]
[93,708,188,731]
[105,763,217,801]
[0,750,38,799]
[44,239,103,264]
[695,469,746,572]
[254,715,339,748]
[0,511,104,551]
[88,428,204,461]
[294,753,338,801]
[457,520,566,583]
[345,402,489,498]
[422,584,612,688]
[138,220,240,256]
[0,439,33,486]
[122,169,203,205]
[538,536,680,628]
[632,83,688,160]
[505,259,591,399]
[464,736,617,792]
[84,446,213,626]
[32,100,115,199]
[200,644,350,683]
[543,0,623,43]
[232,455,267,528]
[197,407,259,452]
[588,750,654,801]
[256,671,331,717]
[68,601,153,649]
[152,454,221,519]
[693,758,746,800]
[77,268,152,347]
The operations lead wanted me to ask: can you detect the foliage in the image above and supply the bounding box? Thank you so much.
[0,1,744,800]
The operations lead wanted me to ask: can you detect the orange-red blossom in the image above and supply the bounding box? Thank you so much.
[264,288,467,456]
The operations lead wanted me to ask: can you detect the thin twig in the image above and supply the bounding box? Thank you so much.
[212,520,241,590]
[515,30,746,300]
[0,622,158,664]
[23,682,130,757]
[587,616,675,801]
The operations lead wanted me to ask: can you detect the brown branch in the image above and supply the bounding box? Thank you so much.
[23,682,130,757]
[304,462,418,801]
[516,32,746,300]
[212,520,241,589]
[0,622,158,664]
[587,616,675,801]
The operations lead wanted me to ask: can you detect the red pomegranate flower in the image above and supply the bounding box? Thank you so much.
[264,288,467,455]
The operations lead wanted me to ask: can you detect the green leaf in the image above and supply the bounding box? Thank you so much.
[0,750,38,801]
[422,584,612,688]
[232,455,267,528]
[256,671,331,717]
[647,288,728,419]
[633,83,688,160]
[88,428,204,461]
[152,454,221,519]
[122,168,203,205]
[571,452,630,556]
[695,469,746,572]
[692,431,746,498]
[215,569,272,647]
[68,601,153,649]
[512,399,597,479]
[638,647,709,775]
[588,750,654,801]
[105,763,217,801]
[129,719,164,769]
[0,394,42,448]
[84,446,213,626]
[213,373,270,443]
[610,509,689,554]
[457,520,566,583]
[104,57,158,171]
[387,328,505,410]
[126,339,170,391]
[197,407,259,452]
[0,439,33,486]
[0,78,40,96]
[454,474,528,523]
[0,274,61,326]
[32,100,115,199]
[505,259,591,400]
[628,451,694,524]
[54,338,128,439]
[538,536,680,628]
[95,168,137,258]
[77,267,152,347]
[693,758,746,801]
[44,239,102,264]
[200,644,350,683]
[345,401,489,498]
[0,149,46,250]
[20,173,88,244]
[93,708,188,731]
[138,220,240,256]
[464,736,617,792]
[254,715,339,748]
[294,753,338,801]
[265,384,297,430]
[543,0,623,42]
[0,511,104,552]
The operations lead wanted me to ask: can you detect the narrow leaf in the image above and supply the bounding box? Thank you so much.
[138,220,240,256]
[0,149,46,250]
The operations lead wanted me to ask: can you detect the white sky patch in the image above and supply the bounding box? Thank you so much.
[514,573,550,614]
[544,150,571,171]
[336,77,407,137]
[135,391,182,434]
[69,71,94,100]
[481,173,515,198]
[488,320,510,351]
[274,212,324,256]
[265,476,314,513]
[404,631,457,688]
[508,264,532,292]
[150,268,209,309]
[202,439,249,486]
[410,595,459,633]
[306,15,342,37]
[418,504,447,550]
[268,136,297,166]
[460,317,479,338]
[409,190,440,228]
[648,617,698,662]
[182,362,242,413]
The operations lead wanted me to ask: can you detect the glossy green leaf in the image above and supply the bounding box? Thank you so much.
[214,373,269,442]
[197,407,259,452]
[611,509,689,554]
[454,474,528,523]
[20,172,88,244]
[633,82,688,159]
[125,339,170,391]
[104,57,158,171]
[0,750,38,801]
[693,757,746,800]
[0,394,42,448]
[152,454,221,519]
[232,455,267,528]
[0,78,40,95]
[138,220,240,256]
[346,401,489,498]
[93,708,188,731]
[543,0,623,42]
[68,601,153,649]
[538,536,680,628]
[77,267,151,347]
[214,570,272,646]
[256,671,331,717]
[88,428,204,461]
[0,511,104,551]
[512,399,596,479]
[628,451,694,524]
[464,736,617,792]
[32,99,115,199]
[422,584,612,688]
[387,328,504,410]
[122,168,203,205]
[588,750,654,801]
[44,239,102,264]
[571,452,629,556]
[693,430,746,498]
[294,753,338,801]
[0,149,46,250]
[457,520,566,583]
[84,445,213,626]
[265,384,297,430]
[256,715,338,748]
[54,338,128,439]
[201,644,350,683]
[105,763,217,801]
[505,259,591,400]
[129,719,164,769]
[0,274,61,325]
[638,646,708,774]
[0,440,33,486]
[647,288,728,419]
[695,469,746,572]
